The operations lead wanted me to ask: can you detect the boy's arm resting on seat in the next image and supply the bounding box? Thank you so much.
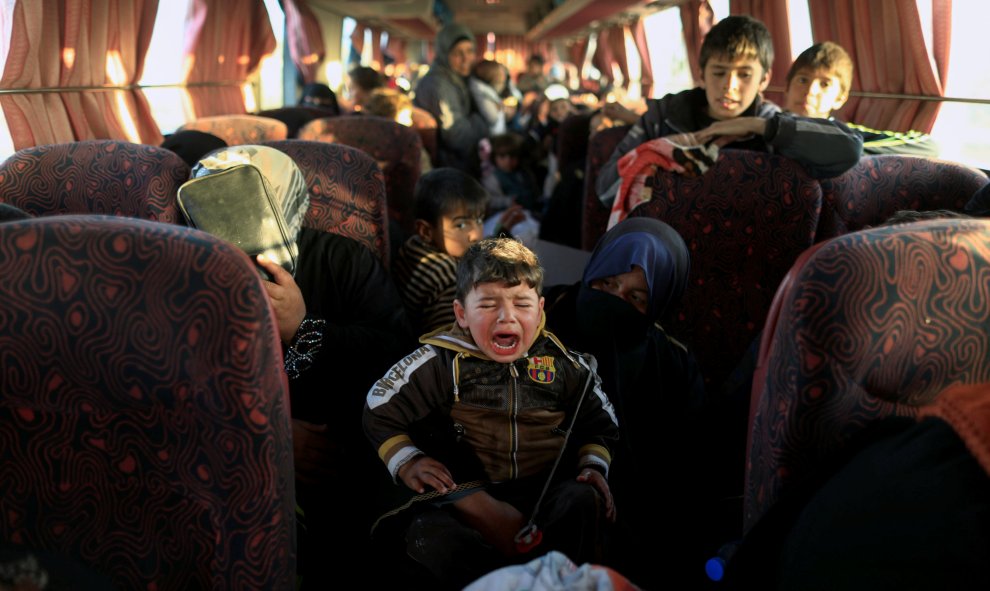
[848,122,941,157]
[763,112,864,178]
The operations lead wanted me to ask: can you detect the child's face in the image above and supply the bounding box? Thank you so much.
[785,67,848,119]
[494,151,519,173]
[549,99,572,123]
[701,53,771,120]
[454,281,544,363]
[429,205,484,258]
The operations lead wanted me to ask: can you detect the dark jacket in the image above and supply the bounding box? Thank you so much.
[596,87,864,203]
[413,23,490,171]
[291,227,415,430]
[363,322,619,484]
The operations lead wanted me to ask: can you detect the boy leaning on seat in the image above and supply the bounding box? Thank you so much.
[596,14,864,206]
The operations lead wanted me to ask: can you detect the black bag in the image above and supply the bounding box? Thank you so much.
[177,164,296,280]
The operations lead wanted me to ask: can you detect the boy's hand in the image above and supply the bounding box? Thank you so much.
[398,455,455,494]
[577,469,616,523]
[497,204,527,233]
[690,117,768,146]
[603,102,641,125]
[257,254,307,343]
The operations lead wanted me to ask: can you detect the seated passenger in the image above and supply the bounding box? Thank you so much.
[159,130,227,167]
[393,168,487,335]
[596,15,863,206]
[183,145,414,584]
[542,217,709,588]
[345,66,385,113]
[364,238,619,590]
[299,82,341,116]
[361,87,432,174]
[784,42,940,156]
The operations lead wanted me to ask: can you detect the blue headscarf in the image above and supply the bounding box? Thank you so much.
[583,217,690,324]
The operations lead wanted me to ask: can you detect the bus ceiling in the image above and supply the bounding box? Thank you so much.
[307,0,669,41]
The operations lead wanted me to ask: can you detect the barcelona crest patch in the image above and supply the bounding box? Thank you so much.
[527,356,556,384]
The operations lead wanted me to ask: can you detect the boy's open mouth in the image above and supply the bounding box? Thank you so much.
[493,333,519,351]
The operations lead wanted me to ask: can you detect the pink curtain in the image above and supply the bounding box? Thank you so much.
[108,0,161,144]
[370,27,383,67]
[592,28,630,88]
[386,35,407,66]
[730,0,791,105]
[630,18,653,98]
[681,0,714,87]
[182,0,275,117]
[0,0,161,151]
[350,23,365,58]
[492,35,553,77]
[284,0,325,84]
[809,0,949,132]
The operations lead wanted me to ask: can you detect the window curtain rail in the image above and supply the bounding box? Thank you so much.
[763,87,990,106]
[0,81,248,95]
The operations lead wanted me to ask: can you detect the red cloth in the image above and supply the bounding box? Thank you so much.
[610,137,718,229]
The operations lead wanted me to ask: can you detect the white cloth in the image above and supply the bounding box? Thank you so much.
[464,551,643,591]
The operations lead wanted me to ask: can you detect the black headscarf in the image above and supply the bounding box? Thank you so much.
[574,217,690,346]
[160,130,228,168]
[299,83,340,115]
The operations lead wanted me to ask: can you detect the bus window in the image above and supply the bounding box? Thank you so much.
[930,0,990,169]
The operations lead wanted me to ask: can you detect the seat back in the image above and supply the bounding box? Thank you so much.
[746,219,990,533]
[257,106,337,138]
[262,139,390,266]
[179,114,289,145]
[581,125,630,250]
[409,106,439,168]
[0,140,189,223]
[298,115,422,232]
[0,216,295,590]
[816,155,989,241]
[630,149,822,390]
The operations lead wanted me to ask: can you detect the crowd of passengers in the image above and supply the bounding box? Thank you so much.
[3,11,985,591]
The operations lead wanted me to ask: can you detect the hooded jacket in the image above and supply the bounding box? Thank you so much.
[363,320,619,484]
[413,23,490,170]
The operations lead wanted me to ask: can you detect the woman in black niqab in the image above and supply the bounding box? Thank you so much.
[544,217,711,588]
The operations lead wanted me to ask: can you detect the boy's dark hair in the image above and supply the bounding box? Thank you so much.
[349,66,385,92]
[490,132,525,157]
[527,55,545,66]
[699,15,774,75]
[413,167,488,223]
[456,237,543,301]
[473,60,504,86]
[362,87,411,120]
[879,209,972,227]
[786,41,854,95]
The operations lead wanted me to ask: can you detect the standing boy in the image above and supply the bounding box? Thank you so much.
[784,41,940,156]
[596,15,863,204]
[364,238,619,589]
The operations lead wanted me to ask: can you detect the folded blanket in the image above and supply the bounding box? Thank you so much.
[609,138,719,229]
